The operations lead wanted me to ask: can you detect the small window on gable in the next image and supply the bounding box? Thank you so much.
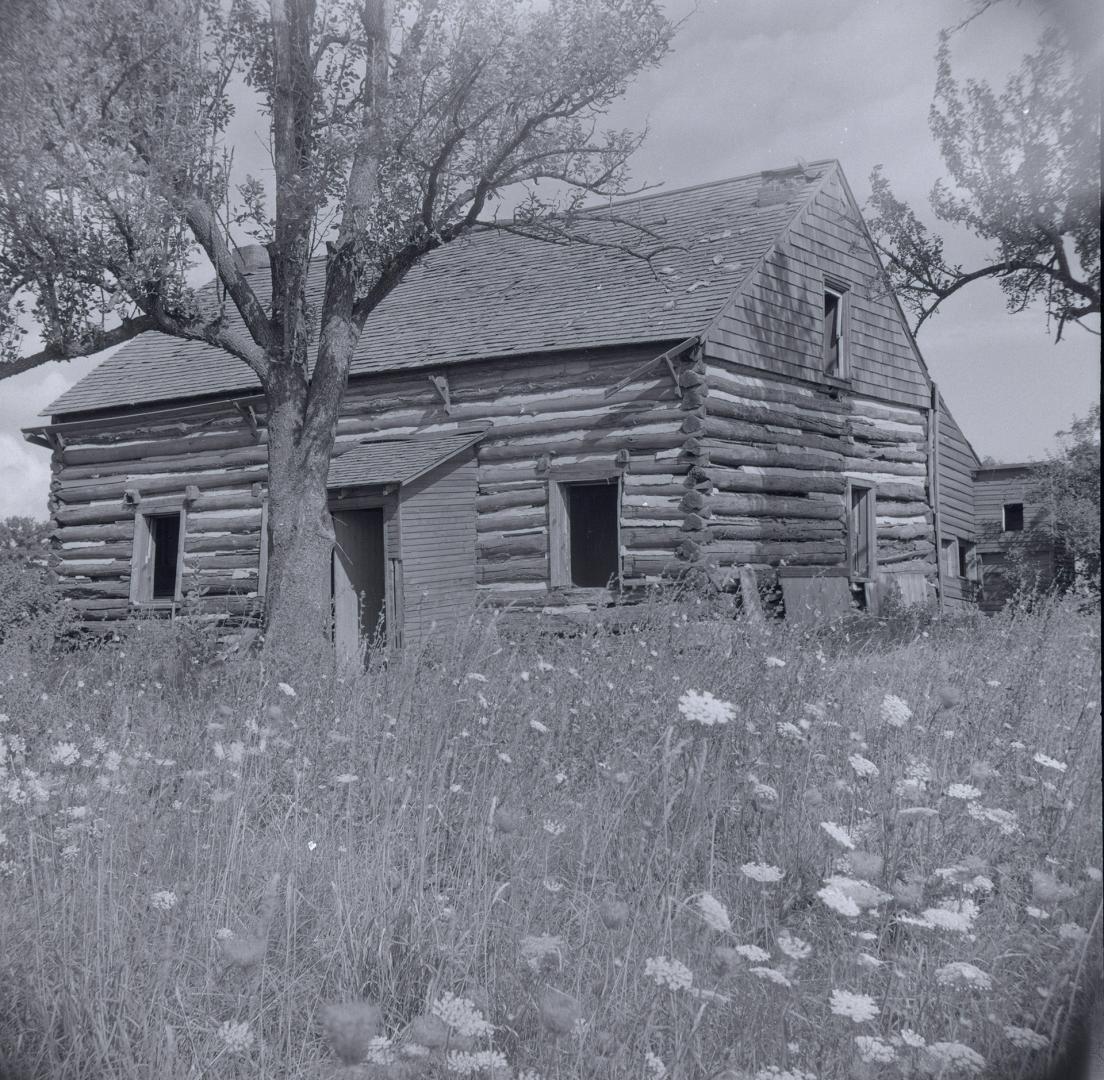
[1003,503,1024,532]
[823,283,849,378]
[549,478,620,589]
[131,510,184,604]
[848,483,875,580]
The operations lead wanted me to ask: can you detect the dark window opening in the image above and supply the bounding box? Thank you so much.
[849,485,875,579]
[958,542,970,581]
[823,290,842,375]
[566,482,619,588]
[1003,503,1024,532]
[148,513,181,599]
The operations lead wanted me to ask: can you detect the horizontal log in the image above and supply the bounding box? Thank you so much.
[872,501,931,519]
[58,466,268,503]
[709,493,844,520]
[61,426,257,466]
[185,532,262,554]
[624,553,685,576]
[877,523,933,541]
[478,558,548,584]
[475,488,547,513]
[55,542,133,561]
[708,395,847,436]
[61,579,131,599]
[877,558,936,575]
[477,533,546,559]
[712,540,846,557]
[702,416,850,455]
[476,429,684,464]
[869,482,928,501]
[475,506,547,533]
[185,509,265,531]
[842,457,927,478]
[847,400,928,426]
[63,598,132,616]
[710,521,842,541]
[184,554,259,571]
[848,419,924,445]
[846,443,927,465]
[54,503,135,527]
[705,468,846,496]
[877,540,935,563]
[53,523,136,543]
[703,441,845,472]
[705,369,849,413]
[478,406,679,442]
[62,444,269,481]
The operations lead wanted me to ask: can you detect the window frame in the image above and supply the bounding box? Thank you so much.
[130,501,186,607]
[1002,502,1025,532]
[846,480,877,582]
[822,277,851,380]
[941,536,960,578]
[548,473,622,590]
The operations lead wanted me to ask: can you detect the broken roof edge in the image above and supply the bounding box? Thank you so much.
[327,425,489,490]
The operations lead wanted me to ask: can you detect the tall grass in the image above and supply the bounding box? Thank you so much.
[0,598,1099,1079]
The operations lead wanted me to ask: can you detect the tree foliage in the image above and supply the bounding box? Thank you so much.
[0,0,677,654]
[866,10,1100,338]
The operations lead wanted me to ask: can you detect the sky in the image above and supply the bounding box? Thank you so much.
[0,0,1099,518]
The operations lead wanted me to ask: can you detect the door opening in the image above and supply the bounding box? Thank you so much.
[332,508,387,663]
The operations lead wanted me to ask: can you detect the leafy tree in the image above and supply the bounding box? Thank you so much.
[1026,405,1100,591]
[0,516,51,567]
[0,0,676,657]
[866,7,1100,338]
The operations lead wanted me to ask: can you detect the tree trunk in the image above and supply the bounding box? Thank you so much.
[261,364,339,668]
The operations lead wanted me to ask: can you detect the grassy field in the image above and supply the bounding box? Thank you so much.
[0,598,1100,1080]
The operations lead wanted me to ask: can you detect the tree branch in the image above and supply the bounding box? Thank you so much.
[0,315,159,382]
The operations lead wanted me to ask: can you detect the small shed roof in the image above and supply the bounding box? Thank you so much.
[327,429,484,489]
[45,161,836,417]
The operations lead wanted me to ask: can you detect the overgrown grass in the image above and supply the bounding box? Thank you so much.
[0,598,1100,1080]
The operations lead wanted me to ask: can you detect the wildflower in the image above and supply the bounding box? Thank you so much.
[777,721,805,741]
[529,719,549,735]
[465,672,487,683]
[856,953,883,969]
[519,934,565,972]
[447,1050,512,1075]
[899,806,939,819]
[775,932,811,960]
[217,1020,255,1055]
[819,822,855,850]
[542,877,562,893]
[741,862,784,883]
[49,742,80,766]
[696,892,732,933]
[901,1029,926,1048]
[848,754,879,778]
[214,927,234,940]
[754,1070,816,1080]
[945,784,982,801]
[735,943,771,963]
[1085,866,1103,883]
[765,656,786,668]
[1032,869,1076,904]
[102,750,122,772]
[752,780,779,802]
[880,695,912,727]
[1004,1026,1049,1051]
[150,890,178,911]
[936,962,992,990]
[497,752,512,764]
[677,689,735,727]
[901,898,979,934]
[856,1036,897,1063]
[1057,922,1090,944]
[644,1051,667,1079]
[829,989,879,1023]
[334,773,358,784]
[599,898,630,930]
[818,885,860,917]
[1033,752,1067,772]
[1026,906,1050,919]
[644,956,693,991]
[432,992,494,1039]
[824,875,891,910]
[965,803,1020,834]
[542,819,566,836]
[923,1041,985,1074]
[277,682,296,698]
[537,987,582,1036]
[320,1001,384,1064]
[750,966,792,987]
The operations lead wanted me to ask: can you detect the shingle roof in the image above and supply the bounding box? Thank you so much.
[327,429,484,488]
[45,161,835,417]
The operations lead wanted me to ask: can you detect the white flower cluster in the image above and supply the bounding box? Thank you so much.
[49,742,80,767]
[776,932,812,960]
[741,862,784,883]
[1033,752,1067,772]
[735,944,771,963]
[446,1049,512,1075]
[696,892,732,933]
[848,754,879,778]
[817,885,860,918]
[432,993,494,1039]
[819,822,855,850]
[855,1035,897,1063]
[898,898,979,934]
[935,961,992,990]
[923,1041,986,1074]
[945,783,982,801]
[880,694,912,728]
[754,1069,817,1080]
[217,1020,255,1055]
[965,803,1019,834]
[149,890,178,911]
[519,934,565,972]
[829,989,879,1023]
[644,956,693,991]
[750,966,792,987]
[677,690,735,727]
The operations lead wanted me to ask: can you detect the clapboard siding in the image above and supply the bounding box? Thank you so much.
[935,392,978,542]
[398,451,478,646]
[705,169,930,410]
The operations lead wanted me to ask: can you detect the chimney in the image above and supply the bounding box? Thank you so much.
[233,243,269,275]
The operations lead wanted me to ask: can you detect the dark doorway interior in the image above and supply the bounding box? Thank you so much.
[148,513,181,599]
[332,508,386,660]
[566,481,619,588]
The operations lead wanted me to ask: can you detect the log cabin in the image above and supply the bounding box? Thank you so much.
[24,159,991,648]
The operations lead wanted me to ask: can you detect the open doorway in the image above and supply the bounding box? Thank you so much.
[332,508,387,664]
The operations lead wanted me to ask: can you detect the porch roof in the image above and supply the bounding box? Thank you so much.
[326,429,485,489]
